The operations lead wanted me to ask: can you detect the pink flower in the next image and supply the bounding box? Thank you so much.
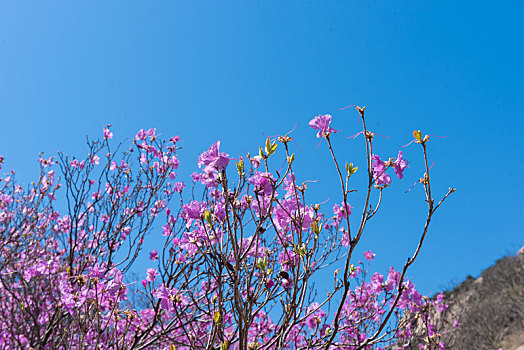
[198,141,230,171]
[136,129,147,140]
[154,284,187,313]
[146,268,158,282]
[70,159,79,168]
[394,150,408,179]
[162,224,172,236]
[146,128,156,137]
[177,251,186,263]
[248,172,276,196]
[333,202,352,224]
[90,155,100,165]
[89,265,106,279]
[174,182,185,193]
[371,154,391,185]
[250,155,262,168]
[135,128,156,141]
[154,284,175,312]
[305,302,326,330]
[364,250,375,261]
[181,200,207,221]
[309,114,339,138]
[149,249,158,261]
[103,127,113,140]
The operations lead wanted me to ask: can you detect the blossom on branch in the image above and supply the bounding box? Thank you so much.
[309,114,339,138]
[198,140,230,171]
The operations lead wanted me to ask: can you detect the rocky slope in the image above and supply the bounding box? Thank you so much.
[437,246,524,350]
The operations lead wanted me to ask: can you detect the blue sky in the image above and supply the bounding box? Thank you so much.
[0,1,522,296]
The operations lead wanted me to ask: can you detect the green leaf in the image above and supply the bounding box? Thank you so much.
[270,142,277,154]
[257,257,267,271]
[265,137,271,154]
[236,159,244,176]
[204,210,212,224]
[311,221,322,235]
[265,137,277,156]
[346,162,358,176]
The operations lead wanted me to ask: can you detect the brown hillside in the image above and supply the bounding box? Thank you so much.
[438,246,524,350]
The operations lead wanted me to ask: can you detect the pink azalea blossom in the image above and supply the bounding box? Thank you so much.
[333,202,352,224]
[371,154,392,185]
[309,114,339,138]
[103,127,113,140]
[364,250,375,261]
[135,128,156,141]
[394,150,408,179]
[154,284,176,313]
[248,172,276,196]
[146,268,158,282]
[90,155,100,165]
[149,249,158,261]
[174,182,185,192]
[198,141,230,171]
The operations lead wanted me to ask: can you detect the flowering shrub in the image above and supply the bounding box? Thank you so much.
[0,107,454,349]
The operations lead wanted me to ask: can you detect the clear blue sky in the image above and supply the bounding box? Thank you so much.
[0,1,522,295]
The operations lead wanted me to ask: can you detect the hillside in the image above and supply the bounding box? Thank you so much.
[437,246,524,350]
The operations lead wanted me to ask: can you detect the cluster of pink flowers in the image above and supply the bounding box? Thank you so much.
[371,151,407,186]
[0,114,452,349]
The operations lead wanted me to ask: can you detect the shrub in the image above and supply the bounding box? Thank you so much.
[0,107,453,349]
